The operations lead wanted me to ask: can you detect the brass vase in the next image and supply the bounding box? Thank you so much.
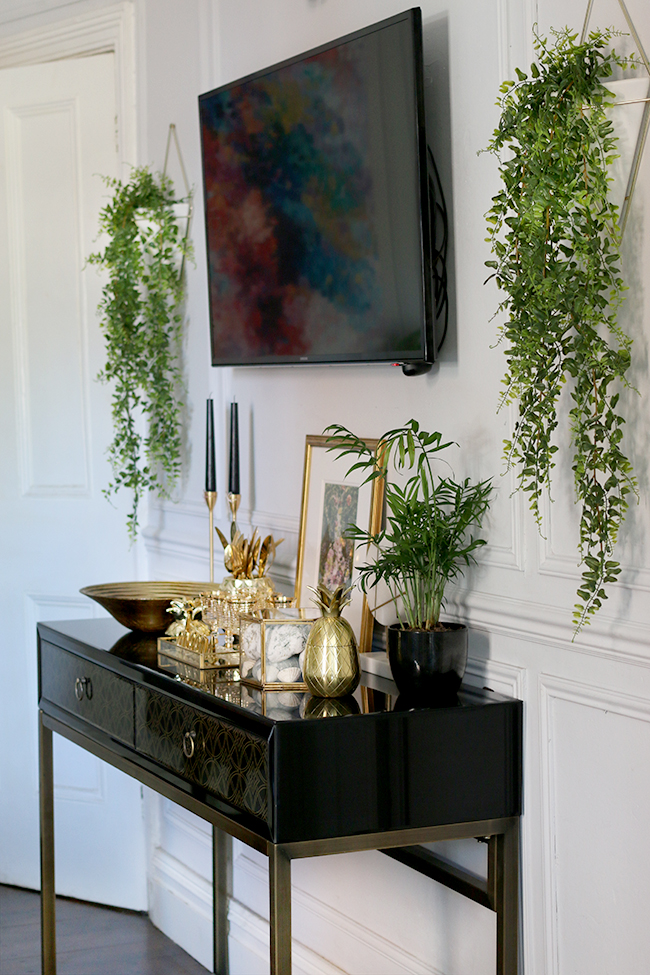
[303,584,360,698]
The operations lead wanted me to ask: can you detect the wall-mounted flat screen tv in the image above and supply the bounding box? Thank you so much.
[199,7,435,368]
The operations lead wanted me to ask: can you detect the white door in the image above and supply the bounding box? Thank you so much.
[0,54,147,909]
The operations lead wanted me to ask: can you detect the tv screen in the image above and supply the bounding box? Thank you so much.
[199,8,434,367]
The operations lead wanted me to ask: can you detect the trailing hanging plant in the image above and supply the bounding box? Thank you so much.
[484,27,638,631]
[88,167,193,540]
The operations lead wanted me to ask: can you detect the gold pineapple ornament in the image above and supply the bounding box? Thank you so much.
[303,584,360,698]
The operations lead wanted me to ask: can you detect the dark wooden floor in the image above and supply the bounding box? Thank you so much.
[0,884,210,975]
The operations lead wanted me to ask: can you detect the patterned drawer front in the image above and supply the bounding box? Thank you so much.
[40,641,134,746]
[135,687,269,824]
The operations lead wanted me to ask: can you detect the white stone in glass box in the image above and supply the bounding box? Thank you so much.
[239,608,315,690]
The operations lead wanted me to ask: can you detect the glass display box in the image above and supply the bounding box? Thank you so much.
[239,607,316,690]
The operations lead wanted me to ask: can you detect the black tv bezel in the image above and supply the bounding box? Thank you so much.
[199,7,434,369]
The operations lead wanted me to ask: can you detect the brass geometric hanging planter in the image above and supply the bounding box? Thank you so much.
[581,0,650,235]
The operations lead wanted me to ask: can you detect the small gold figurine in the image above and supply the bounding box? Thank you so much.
[164,597,213,655]
[165,597,211,638]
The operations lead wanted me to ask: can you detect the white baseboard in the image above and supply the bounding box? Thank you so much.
[232,850,443,975]
[228,898,347,975]
[148,845,444,975]
[148,848,213,971]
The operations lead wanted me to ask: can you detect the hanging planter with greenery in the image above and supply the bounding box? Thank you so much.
[88,167,193,540]
[484,27,638,631]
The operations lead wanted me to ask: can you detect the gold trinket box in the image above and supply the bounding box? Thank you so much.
[156,636,240,672]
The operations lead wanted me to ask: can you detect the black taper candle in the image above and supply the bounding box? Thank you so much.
[205,398,216,492]
[228,402,240,495]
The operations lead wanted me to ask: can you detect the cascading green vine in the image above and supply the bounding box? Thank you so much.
[484,28,638,631]
[88,167,193,540]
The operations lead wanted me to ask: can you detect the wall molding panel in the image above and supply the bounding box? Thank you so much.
[496,0,537,83]
[539,674,650,975]
[482,406,525,573]
[482,480,525,572]
[162,799,212,847]
[540,672,650,743]
[465,655,526,699]
[539,527,650,596]
[448,585,650,669]
[145,498,300,591]
[197,0,220,93]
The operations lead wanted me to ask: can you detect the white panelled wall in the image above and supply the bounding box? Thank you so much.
[2,0,650,971]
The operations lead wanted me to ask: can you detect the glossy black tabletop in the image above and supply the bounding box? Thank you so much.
[38,618,522,843]
[38,616,511,716]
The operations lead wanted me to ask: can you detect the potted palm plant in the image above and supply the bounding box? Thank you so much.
[325,420,492,699]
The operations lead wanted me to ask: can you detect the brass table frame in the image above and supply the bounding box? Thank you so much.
[39,709,519,975]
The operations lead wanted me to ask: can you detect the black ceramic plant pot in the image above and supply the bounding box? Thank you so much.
[387,623,468,700]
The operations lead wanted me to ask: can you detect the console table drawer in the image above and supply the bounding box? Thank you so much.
[40,641,134,746]
[135,687,269,824]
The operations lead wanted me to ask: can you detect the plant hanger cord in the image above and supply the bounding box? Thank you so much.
[163,123,194,280]
[484,27,639,632]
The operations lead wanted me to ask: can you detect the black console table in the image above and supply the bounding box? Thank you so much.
[37,619,522,975]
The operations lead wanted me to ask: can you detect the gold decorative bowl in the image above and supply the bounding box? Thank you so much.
[80,582,214,632]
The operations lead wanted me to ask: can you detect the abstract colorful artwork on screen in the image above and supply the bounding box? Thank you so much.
[201,38,382,359]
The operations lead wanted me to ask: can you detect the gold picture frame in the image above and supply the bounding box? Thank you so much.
[295,434,384,655]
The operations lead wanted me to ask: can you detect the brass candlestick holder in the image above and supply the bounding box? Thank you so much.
[227,492,241,538]
[204,490,217,583]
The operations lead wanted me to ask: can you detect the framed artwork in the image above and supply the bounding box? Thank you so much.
[295,435,384,654]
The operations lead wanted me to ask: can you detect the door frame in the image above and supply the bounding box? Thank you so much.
[0,0,136,173]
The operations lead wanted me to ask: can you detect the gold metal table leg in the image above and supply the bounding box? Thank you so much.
[269,845,292,975]
[213,826,232,974]
[489,819,520,975]
[39,710,56,975]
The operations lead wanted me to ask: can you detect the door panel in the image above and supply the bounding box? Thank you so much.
[0,54,147,910]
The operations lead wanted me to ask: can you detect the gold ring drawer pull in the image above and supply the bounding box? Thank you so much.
[182,730,196,759]
[74,677,93,701]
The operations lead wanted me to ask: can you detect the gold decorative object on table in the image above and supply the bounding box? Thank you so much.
[159,595,239,671]
[204,397,217,582]
[217,589,259,653]
[216,525,283,580]
[164,596,207,639]
[227,491,241,535]
[156,651,238,691]
[79,582,214,632]
[152,496,290,679]
[212,521,287,653]
[303,584,360,698]
[205,490,217,583]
